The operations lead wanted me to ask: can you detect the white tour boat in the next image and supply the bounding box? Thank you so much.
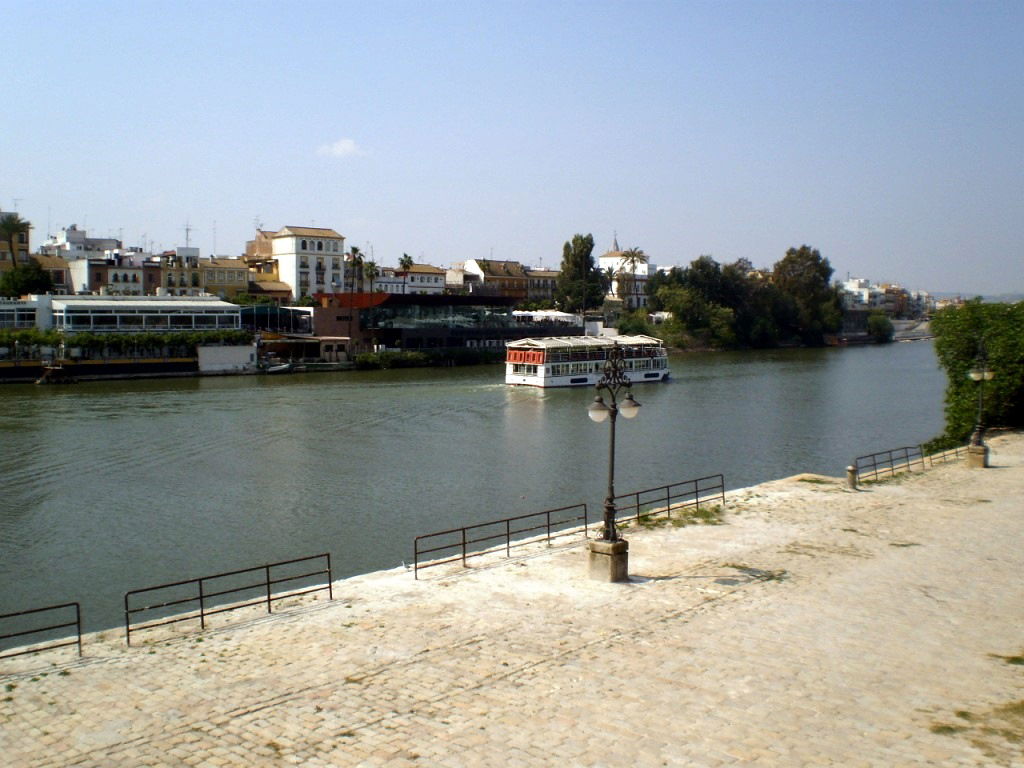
[504,335,670,388]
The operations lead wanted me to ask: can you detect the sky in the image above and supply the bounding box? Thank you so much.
[4,0,1022,295]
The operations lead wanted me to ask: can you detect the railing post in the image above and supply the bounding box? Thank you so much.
[461,528,467,568]
[666,486,671,518]
[124,594,132,647]
[265,565,273,614]
[326,553,334,600]
[198,578,207,630]
[506,519,511,558]
[546,510,552,544]
[75,603,83,657]
[414,538,420,580]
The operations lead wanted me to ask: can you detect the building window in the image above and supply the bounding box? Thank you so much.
[301,240,307,250]
[317,241,323,251]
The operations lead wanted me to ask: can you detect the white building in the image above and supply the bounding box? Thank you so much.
[32,295,241,333]
[270,226,347,300]
[0,298,38,329]
[40,224,122,258]
[598,242,652,310]
[396,263,446,294]
[366,266,405,294]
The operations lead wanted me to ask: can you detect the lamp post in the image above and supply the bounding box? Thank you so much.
[967,352,995,456]
[587,343,640,580]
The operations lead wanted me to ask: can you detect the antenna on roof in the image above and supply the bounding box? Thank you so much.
[184,220,192,247]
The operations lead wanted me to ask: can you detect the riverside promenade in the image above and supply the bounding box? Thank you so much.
[2,434,1022,767]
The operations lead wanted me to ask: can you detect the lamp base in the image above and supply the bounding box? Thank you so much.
[588,539,629,582]
[967,443,989,469]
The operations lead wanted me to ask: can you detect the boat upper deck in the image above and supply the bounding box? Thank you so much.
[505,335,666,362]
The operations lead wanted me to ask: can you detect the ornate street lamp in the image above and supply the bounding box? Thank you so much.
[588,343,641,546]
[967,353,995,448]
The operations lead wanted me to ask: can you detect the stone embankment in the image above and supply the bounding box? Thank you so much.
[2,434,1022,766]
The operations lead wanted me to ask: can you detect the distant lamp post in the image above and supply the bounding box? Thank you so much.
[587,343,640,581]
[967,354,995,452]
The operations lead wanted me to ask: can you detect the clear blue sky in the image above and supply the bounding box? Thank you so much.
[5,0,1022,295]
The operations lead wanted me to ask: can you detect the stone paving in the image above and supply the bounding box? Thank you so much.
[2,434,1023,767]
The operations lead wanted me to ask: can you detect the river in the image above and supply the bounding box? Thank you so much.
[0,340,946,631]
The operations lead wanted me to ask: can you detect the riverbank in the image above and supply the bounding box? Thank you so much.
[2,432,1021,766]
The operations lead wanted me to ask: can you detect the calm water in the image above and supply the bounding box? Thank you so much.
[0,341,945,631]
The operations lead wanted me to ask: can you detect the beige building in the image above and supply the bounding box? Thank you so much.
[199,258,249,299]
[525,268,560,302]
[161,248,203,296]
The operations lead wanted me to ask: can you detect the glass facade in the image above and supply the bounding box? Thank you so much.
[360,303,514,330]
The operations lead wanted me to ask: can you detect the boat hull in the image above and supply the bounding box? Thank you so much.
[506,369,670,388]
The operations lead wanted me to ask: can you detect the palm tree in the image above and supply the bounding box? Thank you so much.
[364,260,379,294]
[348,246,364,292]
[0,213,31,270]
[399,253,414,294]
[347,246,364,351]
[619,247,648,308]
[602,266,615,296]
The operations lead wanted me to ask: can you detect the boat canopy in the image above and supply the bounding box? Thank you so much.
[506,335,664,349]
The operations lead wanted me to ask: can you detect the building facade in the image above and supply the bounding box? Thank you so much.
[396,263,446,295]
[461,259,529,299]
[39,224,120,258]
[270,226,346,300]
[598,246,650,310]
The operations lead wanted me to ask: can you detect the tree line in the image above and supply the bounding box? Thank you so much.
[553,234,846,349]
[927,299,1023,449]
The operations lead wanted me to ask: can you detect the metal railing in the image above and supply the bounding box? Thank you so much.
[924,444,969,467]
[0,602,82,660]
[854,444,969,483]
[613,474,727,525]
[413,503,589,579]
[124,553,332,646]
[854,446,925,482]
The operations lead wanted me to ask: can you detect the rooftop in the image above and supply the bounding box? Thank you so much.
[507,334,664,349]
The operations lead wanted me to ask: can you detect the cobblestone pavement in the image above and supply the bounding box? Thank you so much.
[2,434,1023,767]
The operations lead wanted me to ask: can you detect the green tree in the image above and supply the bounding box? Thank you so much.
[867,311,894,343]
[348,246,364,292]
[601,266,615,295]
[554,234,603,315]
[346,246,365,346]
[0,257,53,297]
[399,253,414,294]
[928,300,1024,448]
[0,213,31,268]
[364,260,379,293]
[231,292,276,306]
[771,245,842,345]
